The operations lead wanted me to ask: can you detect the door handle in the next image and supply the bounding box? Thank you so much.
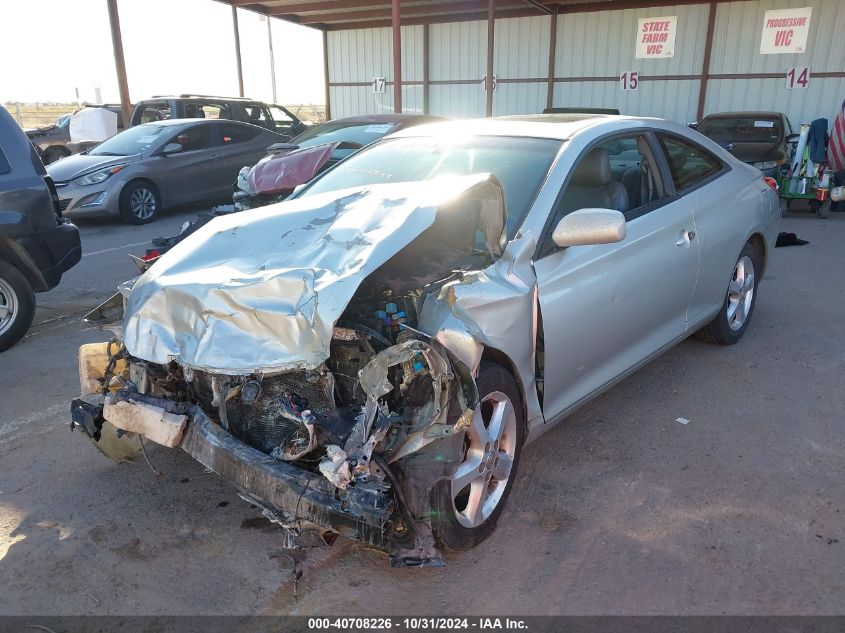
[676,230,696,246]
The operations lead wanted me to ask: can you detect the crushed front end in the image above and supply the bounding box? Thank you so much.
[71,176,513,567]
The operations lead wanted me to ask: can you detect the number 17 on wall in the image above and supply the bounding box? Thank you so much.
[620,71,639,91]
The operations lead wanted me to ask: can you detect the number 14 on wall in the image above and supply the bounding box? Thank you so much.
[786,67,809,89]
[620,71,639,91]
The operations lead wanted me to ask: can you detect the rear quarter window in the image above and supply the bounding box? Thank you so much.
[0,148,10,174]
[658,134,725,192]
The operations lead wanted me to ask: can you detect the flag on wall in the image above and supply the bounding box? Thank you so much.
[830,98,845,172]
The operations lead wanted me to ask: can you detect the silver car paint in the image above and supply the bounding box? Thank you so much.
[47,119,283,219]
[111,116,779,445]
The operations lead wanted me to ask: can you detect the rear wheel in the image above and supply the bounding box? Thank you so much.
[695,241,761,345]
[119,180,160,224]
[431,362,524,551]
[0,260,36,352]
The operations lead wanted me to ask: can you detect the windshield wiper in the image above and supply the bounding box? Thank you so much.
[92,151,124,156]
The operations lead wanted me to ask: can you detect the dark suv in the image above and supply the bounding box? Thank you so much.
[129,95,308,138]
[0,107,81,351]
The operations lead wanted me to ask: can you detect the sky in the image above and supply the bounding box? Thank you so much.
[0,0,325,105]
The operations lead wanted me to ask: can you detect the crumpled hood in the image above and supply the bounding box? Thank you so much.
[121,174,505,375]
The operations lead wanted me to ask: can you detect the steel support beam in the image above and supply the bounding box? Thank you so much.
[546,10,557,110]
[106,0,132,126]
[423,23,430,114]
[323,30,332,120]
[232,4,245,97]
[696,0,717,122]
[486,0,495,117]
[392,0,402,113]
[267,18,277,103]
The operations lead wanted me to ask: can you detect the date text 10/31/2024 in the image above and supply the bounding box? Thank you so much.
[307,617,530,630]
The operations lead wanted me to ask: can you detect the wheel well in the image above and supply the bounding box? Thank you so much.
[122,178,163,207]
[480,347,529,440]
[749,233,767,277]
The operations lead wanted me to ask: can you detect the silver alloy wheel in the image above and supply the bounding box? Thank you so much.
[451,390,518,529]
[727,255,755,331]
[0,276,19,337]
[129,186,157,220]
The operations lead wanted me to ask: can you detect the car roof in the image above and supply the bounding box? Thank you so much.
[136,118,239,128]
[389,113,634,141]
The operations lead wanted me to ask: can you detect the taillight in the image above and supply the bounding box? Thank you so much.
[763,176,778,193]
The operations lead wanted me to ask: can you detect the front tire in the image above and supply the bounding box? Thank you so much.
[431,362,524,551]
[0,260,36,352]
[119,180,160,224]
[695,241,761,345]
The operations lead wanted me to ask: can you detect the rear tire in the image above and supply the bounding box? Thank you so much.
[119,180,160,224]
[431,362,524,551]
[0,260,36,352]
[695,240,761,345]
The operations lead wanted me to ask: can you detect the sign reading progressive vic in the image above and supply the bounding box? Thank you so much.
[760,7,812,54]
[635,16,677,58]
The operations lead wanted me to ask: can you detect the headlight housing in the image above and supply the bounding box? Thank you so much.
[74,165,125,186]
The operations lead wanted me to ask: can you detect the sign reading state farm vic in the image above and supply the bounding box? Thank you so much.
[636,16,677,58]
[760,7,812,54]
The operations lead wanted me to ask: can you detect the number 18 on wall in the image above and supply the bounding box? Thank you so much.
[620,71,639,91]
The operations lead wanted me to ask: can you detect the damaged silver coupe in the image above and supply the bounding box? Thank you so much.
[71,115,780,567]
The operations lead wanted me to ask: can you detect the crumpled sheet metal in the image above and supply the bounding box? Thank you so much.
[418,233,544,427]
[121,174,505,375]
[248,142,340,195]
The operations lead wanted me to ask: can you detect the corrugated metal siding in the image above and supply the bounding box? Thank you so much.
[327,25,423,117]
[553,79,701,122]
[493,15,551,115]
[555,4,709,79]
[704,77,845,126]
[429,20,487,118]
[706,0,845,125]
[709,0,845,74]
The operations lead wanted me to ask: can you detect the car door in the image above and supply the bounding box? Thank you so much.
[210,122,268,191]
[153,124,219,204]
[533,132,701,422]
[653,133,752,322]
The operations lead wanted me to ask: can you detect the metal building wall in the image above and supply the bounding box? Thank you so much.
[492,16,551,116]
[327,24,424,118]
[705,0,845,126]
[429,20,488,118]
[552,3,709,122]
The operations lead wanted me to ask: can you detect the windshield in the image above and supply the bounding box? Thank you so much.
[698,116,782,143]
[89,124,169,156]
[293,121,396,150]
[300,136,561,237]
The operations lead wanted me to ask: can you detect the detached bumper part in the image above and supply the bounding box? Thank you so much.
[71,392,392,550]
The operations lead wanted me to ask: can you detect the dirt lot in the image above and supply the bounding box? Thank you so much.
[0,206,843,615]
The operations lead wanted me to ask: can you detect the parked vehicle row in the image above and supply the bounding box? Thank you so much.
[71,113,780,567]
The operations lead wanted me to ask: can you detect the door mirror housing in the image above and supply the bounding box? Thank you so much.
[552,208,627,248]
[161,143,183,155]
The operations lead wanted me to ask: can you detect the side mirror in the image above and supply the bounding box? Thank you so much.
[552,208,626,248]
[161,143,183,155]
[688,122,698,129]
[786,133,800,143]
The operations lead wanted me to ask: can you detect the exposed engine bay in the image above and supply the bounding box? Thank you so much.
[71,175,542,567]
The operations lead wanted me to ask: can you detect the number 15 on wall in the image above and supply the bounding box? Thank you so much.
[620,71,639,91]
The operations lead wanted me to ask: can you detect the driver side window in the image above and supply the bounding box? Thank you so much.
[540,134,668,257]
[166,126,212,153]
